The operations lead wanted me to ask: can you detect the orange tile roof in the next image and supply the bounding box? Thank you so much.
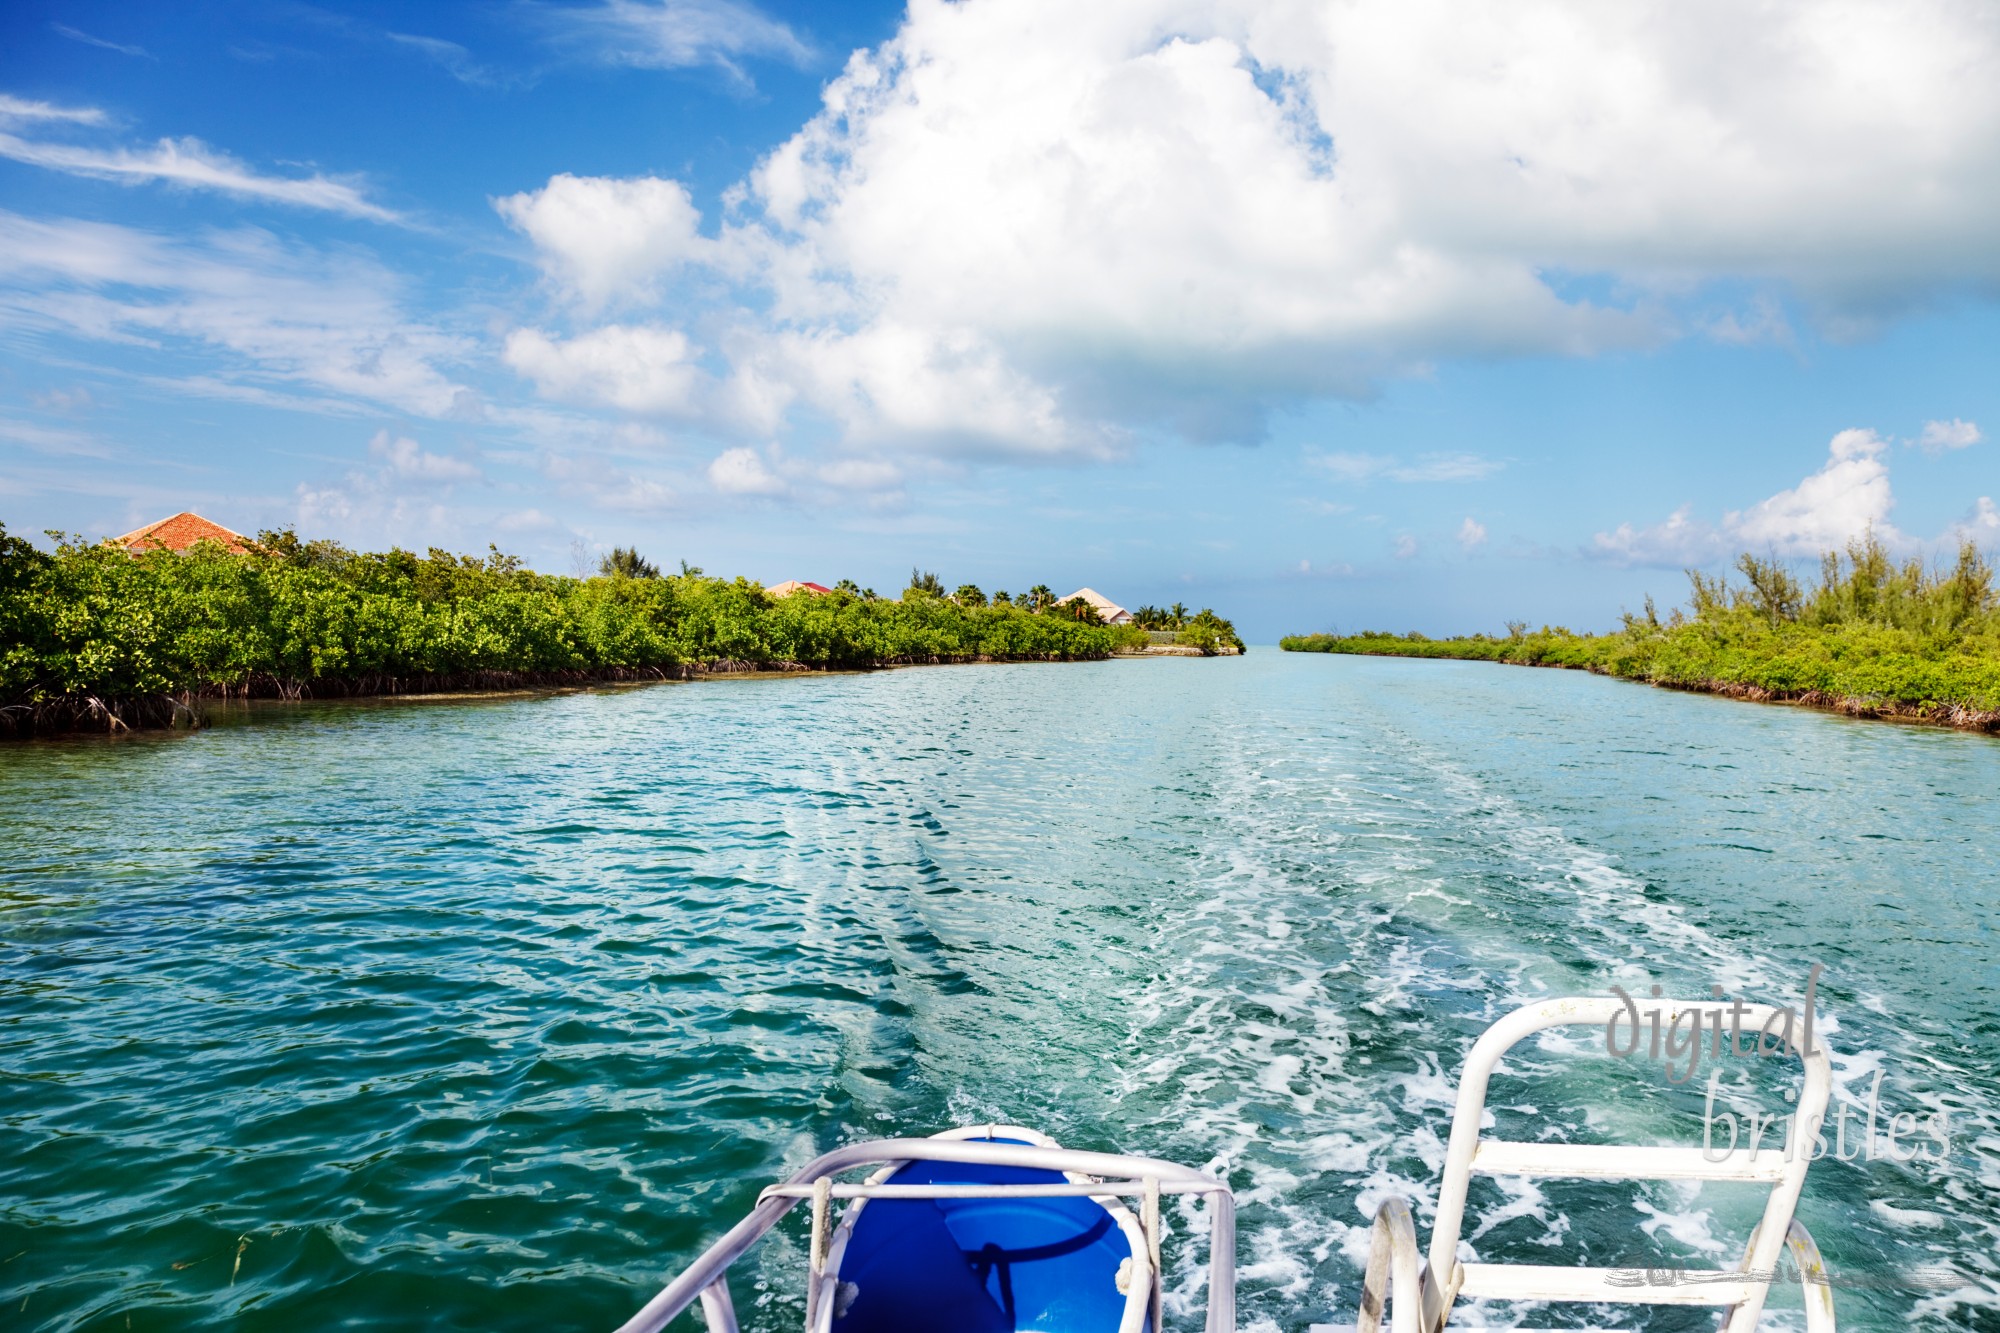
[111,512,254,554]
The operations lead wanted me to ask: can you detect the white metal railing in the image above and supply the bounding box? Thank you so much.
[1353,1210,1832,1333]
[1356,1197,1423,1333]
[613,1134,1236,1333]
[1355,995,1836,1333]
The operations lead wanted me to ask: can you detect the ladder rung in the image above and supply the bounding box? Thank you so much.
[1457,1263,1761,1306]
[1311,1326,1635,1333]
[1471,1141,1790,1182]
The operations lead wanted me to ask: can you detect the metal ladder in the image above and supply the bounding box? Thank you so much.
[1352,996,1837,1333]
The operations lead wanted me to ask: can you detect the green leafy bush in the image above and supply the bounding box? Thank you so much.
[0,527,1128,733]
[1281,536,2000,723]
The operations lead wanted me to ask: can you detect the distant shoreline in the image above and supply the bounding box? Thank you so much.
[1282,638,2000,736]
[14,646,1266,738]
[5,526,1228,738]
[5,641,1260,738]
[1282,536,1999,737]
[3,651,1139,738]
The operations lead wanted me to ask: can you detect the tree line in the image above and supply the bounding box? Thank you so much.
[1280,535,2000,729]
[603,560,1245,646]
[0,527,1151,735]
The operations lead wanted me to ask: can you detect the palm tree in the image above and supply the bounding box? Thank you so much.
[1063,596,1103,624]
[1027,584,1055,613]
[600,546,660,579]
[1169,601,1188,628]
[954,584,987,607]
[835,578,861,595]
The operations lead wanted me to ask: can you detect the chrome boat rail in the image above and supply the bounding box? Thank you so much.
[614,1132,1237,1333]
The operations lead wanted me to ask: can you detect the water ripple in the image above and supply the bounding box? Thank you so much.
[1,659,1995,1331]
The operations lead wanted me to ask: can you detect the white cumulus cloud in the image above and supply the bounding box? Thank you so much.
[1950,496,1999,541]
[1725,428,1897,556]
[743,0,2000,449]
[707,445,786,495]
[1592,428,1929,566]
[502,0,2000,460]
[1458,517,1488,550]
[1914,418,1981,455]
[769,321,1091,455]
[1590,504,1727,568]
[495,174,710,309]
[503,324,703,414]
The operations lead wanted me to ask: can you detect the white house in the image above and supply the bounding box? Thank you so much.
[1060,587,1133,625]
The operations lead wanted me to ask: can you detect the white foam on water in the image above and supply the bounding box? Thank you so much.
[1468,1174,1567,1248]
[1382,733,2000,1316]
[1105,706,2000,1330]
[1870,1200,1948,1228]
[1633,1190,1729,1255]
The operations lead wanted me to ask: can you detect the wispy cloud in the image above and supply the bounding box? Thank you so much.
[540,452,684,514]
[385,32,510,87]
[288,428,500,550]
[0,94,107,126]
[1309,451,1505,483]
[0,127,399,222]
[0,209,472,418]
[0,415,116,459]
[540,0,814,80]
[50,23,154,60]
[217,8,519,87]
[31,386,95,412]
[369,429,482,484]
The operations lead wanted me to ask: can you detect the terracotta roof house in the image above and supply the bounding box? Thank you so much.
[766,580,833,598]
[111,512,254,555]
[1060,587,1133,625]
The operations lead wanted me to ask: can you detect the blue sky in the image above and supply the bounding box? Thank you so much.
[2,0,1996,639]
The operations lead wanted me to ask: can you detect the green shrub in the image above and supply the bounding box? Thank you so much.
[0,526,1138,731]
[1280,537,2000,717]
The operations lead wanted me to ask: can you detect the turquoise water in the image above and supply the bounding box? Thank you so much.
[2,654,1996,1332]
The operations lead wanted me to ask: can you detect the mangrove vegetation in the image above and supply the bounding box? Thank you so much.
[0,525,1203,736]
[1281,536,2000,732]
